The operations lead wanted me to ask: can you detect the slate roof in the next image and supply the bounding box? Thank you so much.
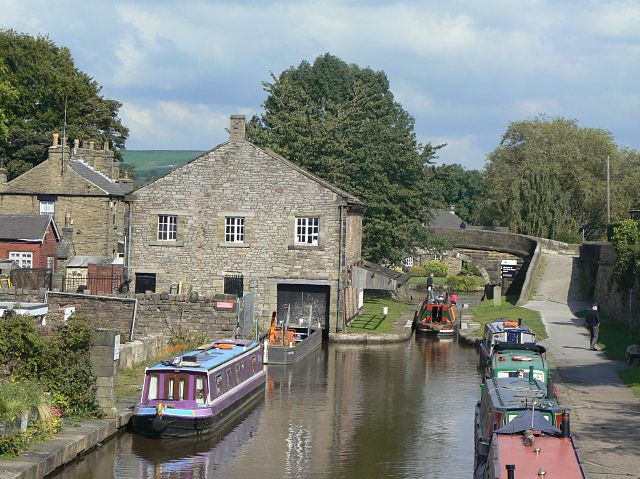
[429,208,464,228]
[69,160,129,195]
[0,214,59,242]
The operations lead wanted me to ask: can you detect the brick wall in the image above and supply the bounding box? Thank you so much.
[129,137,363,331]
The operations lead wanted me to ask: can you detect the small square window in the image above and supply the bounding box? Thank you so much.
[295,217,320,245]
[225,217,245,243]
[39,200,54,216]
[157,215,178,241]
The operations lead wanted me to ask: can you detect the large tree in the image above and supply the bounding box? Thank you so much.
[425,163,486,224]
[247,54,440,264]
[481,116,639,239]
[0,30,128,179]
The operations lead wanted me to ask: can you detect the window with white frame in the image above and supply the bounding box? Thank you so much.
[39,200,54,215]
[9,252,33,269]
[157,215,178,241]
[225,217,245,243]
[295,217,320,246]
[403,256,414,267]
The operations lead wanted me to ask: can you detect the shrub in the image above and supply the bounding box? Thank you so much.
[423,260,448,277]
[445,275,483,292]
[0,313,102,419]
[460,262,482,277]
[408,265,426,277]
[554,231,583,244]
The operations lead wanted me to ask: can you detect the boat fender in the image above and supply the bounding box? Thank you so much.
[523,429,535,446]
[157,403,164,417]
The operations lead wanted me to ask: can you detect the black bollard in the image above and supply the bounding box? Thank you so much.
[506,464,516,479]
[561,409,570,438]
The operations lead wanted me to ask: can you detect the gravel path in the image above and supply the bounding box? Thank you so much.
[527,254,640,478]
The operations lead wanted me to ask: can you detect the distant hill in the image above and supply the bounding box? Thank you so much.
[122,150,204,185]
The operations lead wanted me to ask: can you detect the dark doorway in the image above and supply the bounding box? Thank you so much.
[135,273,156,293]
[277,284,330,334]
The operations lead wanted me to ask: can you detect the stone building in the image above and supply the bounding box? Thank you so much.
[0,134,133,261]
[129,115,364,333]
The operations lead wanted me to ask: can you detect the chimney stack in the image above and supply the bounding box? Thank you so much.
[103,141,109,151]
[52,132,59,147]
[73,139,80,150]
[229,115,246,142]
[82,140,90,149]
[89,141,94,150]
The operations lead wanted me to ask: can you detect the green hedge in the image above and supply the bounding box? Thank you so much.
[445,275,485,292]
[423,260,449,277]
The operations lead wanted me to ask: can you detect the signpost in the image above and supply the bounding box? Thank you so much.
[500,259,518,292]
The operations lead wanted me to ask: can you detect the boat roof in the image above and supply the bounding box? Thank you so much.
[495,409,560,435]
[147,339,258,373]
[485,320,532,334]
[486,377,557,411]
[493,343,545,354]
[492,350,547,370]
[495,434,585,478]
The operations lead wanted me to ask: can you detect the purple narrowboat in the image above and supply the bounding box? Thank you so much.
[131,338,265,438]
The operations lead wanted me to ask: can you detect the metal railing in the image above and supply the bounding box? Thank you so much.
[64,275,127,295]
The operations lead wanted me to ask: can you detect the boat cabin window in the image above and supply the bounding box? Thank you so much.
[241,362,246,379]
[235,364,241,383]
[167,378,175,400]
[196,376,206,405]
[148,375,159,400]
[178,378,185,400]
[251,356,257,373]
[226,369,233,388]
[215,374,223,396]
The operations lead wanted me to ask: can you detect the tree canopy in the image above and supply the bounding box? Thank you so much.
[481,116,640,239]
[247,53,441,264]
[0,30,128,179]
[425,163,486,224]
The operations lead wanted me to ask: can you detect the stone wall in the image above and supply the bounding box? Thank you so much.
[129,129,363,332]
[117,335,170,371]
[0,287,43,303]
[580,242,640,330]
[44,291,238,341]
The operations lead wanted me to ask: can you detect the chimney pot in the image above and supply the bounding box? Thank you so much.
[52,133,59,147]
[229,115,246,142]
[74,139,80,149]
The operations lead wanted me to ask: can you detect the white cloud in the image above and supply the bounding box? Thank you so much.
[120,101,252,150]
[427,134,486,170]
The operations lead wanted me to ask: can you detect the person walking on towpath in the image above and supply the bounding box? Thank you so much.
[585,303,600,350]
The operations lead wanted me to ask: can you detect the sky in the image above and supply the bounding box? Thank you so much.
[2,0,639,169]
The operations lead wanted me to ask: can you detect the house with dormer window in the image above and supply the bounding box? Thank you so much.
[128,115,364,333]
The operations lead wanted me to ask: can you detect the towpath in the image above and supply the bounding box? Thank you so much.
[527,253,640,479]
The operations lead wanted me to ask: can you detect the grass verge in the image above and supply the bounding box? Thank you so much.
[470,296,548,339]
[576,308,640,398]
[347,292,414,335]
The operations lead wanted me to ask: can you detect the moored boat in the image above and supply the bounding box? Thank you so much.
[474,376,561,476]
[485,343,550,387]
[480,409,587,478]
[478,319,536,368]
[263,324,322,365]
[413,298,458,336]
[131,338,265,438]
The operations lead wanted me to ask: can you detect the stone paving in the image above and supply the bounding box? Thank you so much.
[527,253,640,479]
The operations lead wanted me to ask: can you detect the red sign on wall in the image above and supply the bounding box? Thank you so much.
[215,301,235,310]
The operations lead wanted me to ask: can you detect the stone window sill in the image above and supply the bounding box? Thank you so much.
[149,241,184,247]
[288,244,324,251]
[218,242,251,248]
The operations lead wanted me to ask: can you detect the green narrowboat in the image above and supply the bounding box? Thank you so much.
[485,343,550,386]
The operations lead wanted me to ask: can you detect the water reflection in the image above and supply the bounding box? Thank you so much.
[49,337,481,479]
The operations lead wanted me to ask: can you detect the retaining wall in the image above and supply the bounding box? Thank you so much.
[580,242,640,330]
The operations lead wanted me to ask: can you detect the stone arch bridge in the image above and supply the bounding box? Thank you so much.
[428,228,578,302]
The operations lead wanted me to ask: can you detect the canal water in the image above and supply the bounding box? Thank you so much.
[50,333,482,478]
